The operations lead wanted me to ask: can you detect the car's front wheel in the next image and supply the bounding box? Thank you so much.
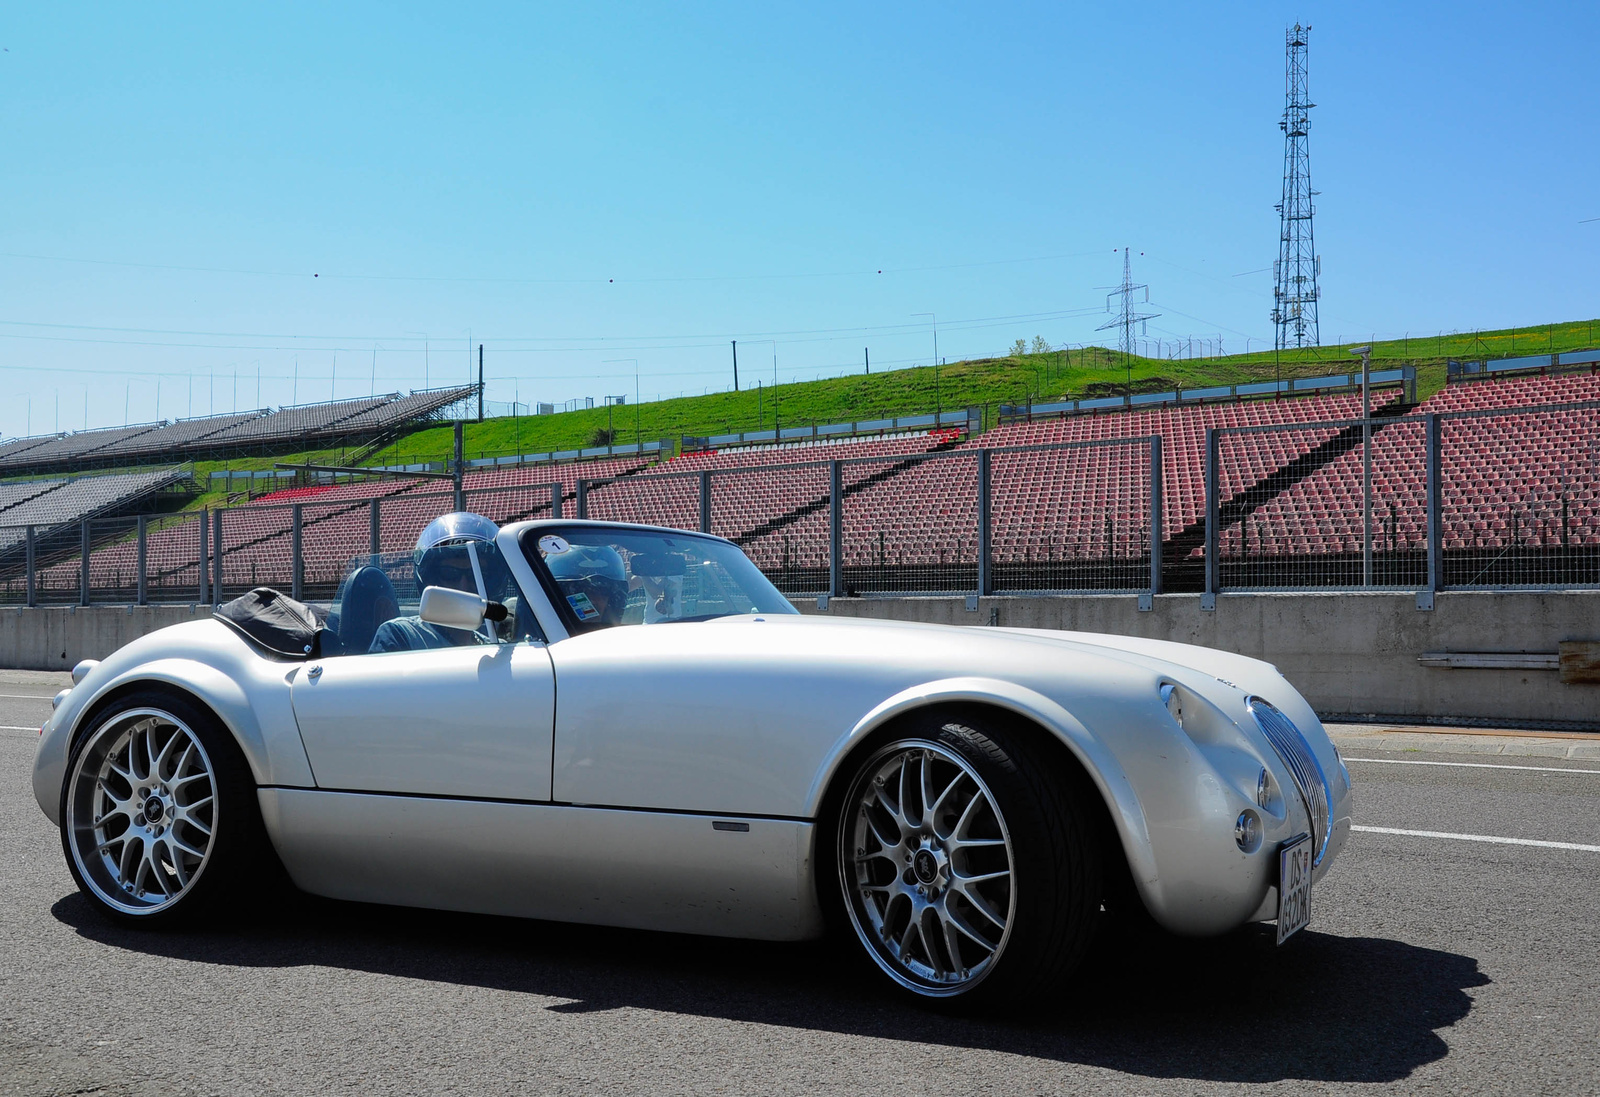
[832,712,1103,1009]
[60,689,268,926]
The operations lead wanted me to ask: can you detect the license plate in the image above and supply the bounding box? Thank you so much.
[1276,834,1313,945]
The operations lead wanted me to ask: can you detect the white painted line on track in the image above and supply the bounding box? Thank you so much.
[1345,757,1600,776]
[1352,824,1600,853]
[0,693,56,700]
[1,724,43,732]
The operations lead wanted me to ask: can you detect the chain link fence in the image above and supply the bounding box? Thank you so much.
[1213,416,1427,589]
[990,439,1157,593]
[1440,402,1600,588]
[1211,401,1600,592]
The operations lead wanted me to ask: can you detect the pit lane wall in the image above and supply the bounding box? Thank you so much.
[1,592,1595,728]
[799,591,1600,730]
[0,605,211,675]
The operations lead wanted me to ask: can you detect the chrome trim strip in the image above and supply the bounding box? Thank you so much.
[1248,698,1332,865]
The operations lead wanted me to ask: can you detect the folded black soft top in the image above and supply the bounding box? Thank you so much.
[213,587,324,659]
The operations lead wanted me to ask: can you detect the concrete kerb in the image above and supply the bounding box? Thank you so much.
[1329,724,1600,762]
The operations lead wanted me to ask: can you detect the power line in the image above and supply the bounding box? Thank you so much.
[0,306,1103,346]
[0,247,1111,287]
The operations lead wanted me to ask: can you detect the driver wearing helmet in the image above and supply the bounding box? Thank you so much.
[543,542,629,628]
[369,512,509,653]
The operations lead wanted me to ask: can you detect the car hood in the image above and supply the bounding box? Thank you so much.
[708,612,1285,699]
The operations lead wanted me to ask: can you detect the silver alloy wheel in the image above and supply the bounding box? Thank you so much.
[839,739,1016,996]
[65,709,219,915]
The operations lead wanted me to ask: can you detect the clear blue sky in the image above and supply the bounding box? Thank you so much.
[2,2,1596,438]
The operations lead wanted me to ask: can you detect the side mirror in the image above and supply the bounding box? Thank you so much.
[419,586,487,631]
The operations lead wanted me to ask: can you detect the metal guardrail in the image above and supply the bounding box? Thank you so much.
[1208,400,1600,601]
[999,366,1417,423]
[1447,347,1600,378]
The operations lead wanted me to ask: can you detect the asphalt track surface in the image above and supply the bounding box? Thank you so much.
[4,672,1599,1096]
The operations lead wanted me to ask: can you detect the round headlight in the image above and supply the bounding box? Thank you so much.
[1235,809,1262,853]
[1159,682,1184,731]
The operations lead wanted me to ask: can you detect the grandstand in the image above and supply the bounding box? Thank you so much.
[2,349,1598,606]
[580,389,1410,592]
[0,385,474,476]
[0,385,476,601]
[0,467,195,603]
[1220,371,1600,588]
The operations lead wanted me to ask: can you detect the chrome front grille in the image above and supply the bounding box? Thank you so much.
[1248,698,1332,865]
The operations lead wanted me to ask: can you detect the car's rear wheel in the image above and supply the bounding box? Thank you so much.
[61,689,267,926]
[832,712,1103,1010]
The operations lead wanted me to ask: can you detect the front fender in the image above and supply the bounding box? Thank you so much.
[32,655,315,827]
[803,676,1163,915]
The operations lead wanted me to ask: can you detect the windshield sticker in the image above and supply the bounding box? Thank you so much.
[567,592,600,620]
[539,535,571,556]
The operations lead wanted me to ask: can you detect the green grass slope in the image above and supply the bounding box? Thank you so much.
[102,315,1600,516]
[367,317,1600,466]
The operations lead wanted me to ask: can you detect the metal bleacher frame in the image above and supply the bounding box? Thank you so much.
[0,385,477,477]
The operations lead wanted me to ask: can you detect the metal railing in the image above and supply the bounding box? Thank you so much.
[2,405,1596,607]
[1209,401,1600,596]
[580,437,1163,598]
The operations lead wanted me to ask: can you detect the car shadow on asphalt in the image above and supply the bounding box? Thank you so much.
[53,892,1486,1084]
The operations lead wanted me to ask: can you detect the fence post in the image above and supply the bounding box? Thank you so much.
[1148,436,1164,598]
[1203,428,1218,609]
[291,504,304,602]
[80,520,91,607]
[213,509,224,605]
[699,470,712,534]
[369,497,381,561]
[576,480,588,520]
[1421,413,1441,609]
[548,482,563,519]
[137,516,148,606]
[829,460,843,598]
[198,508,209,605]
[25,526,36,608]
[977,449,992,597]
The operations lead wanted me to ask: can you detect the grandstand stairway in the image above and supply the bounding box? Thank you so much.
[726,433,968,550]
[1159,398,1417,590]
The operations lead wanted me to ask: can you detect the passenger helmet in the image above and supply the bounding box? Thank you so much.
[544,543,629,626]
[413,512,508,599]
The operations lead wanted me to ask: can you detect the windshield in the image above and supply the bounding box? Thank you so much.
[522,525,798,632]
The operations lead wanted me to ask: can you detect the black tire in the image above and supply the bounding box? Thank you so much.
[825,708,1104,1012]
[59,688,274,928]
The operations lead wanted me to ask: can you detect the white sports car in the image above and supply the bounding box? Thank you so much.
[33,517,1351,1010]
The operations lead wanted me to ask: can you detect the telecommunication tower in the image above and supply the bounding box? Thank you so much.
[1097,248,1159,357]
[1272,23,1320,350]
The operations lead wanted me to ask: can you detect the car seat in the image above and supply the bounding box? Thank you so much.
[332,565,400,655]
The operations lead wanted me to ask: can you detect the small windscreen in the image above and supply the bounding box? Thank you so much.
[523,525,797,632]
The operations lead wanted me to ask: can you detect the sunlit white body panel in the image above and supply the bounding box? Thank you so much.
[34,519,1352,942]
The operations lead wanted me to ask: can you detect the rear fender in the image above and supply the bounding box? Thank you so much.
[805,676,1160,905]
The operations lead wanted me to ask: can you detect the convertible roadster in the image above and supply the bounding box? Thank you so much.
[33,516,1351,1009]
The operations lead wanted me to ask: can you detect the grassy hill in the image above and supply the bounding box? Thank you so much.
[366,317,1600,466]
[159,315,1598,511]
